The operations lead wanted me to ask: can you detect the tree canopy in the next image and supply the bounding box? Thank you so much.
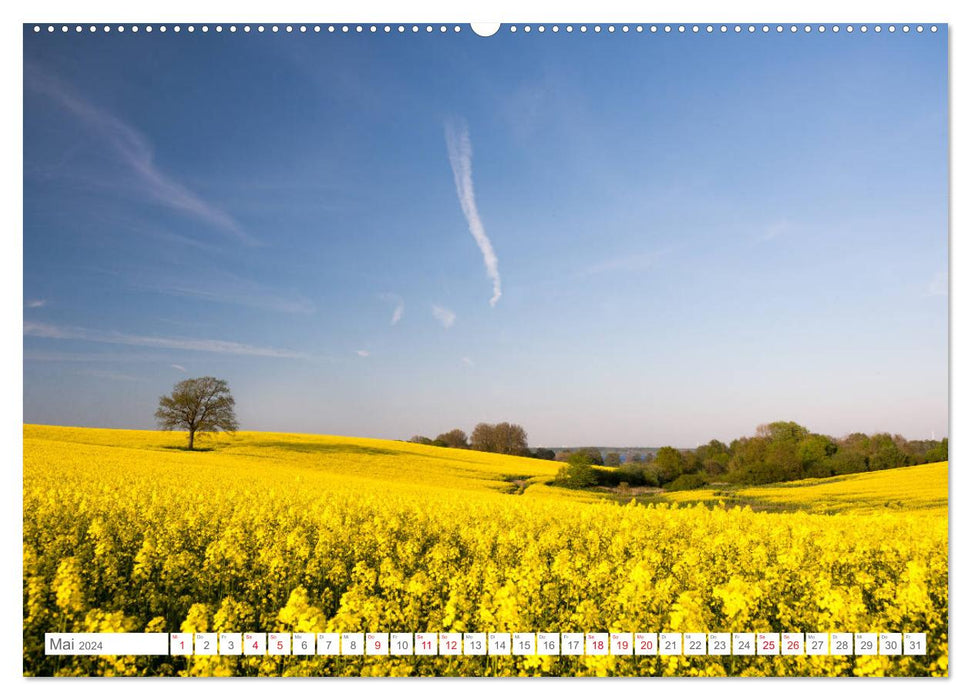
[155,376,239,450]
[470,422,529,456]
[435,429,469,449]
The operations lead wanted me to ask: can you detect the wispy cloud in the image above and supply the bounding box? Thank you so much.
[134,271,315,315]
[77,369,143,382]
[761,220,791,241]
[379,293,404,325]
[580,252,659,278]
[25,66,255,245]
[25,350,174,363]
[170,364,187,372]
[24,321,306,358]
[355,349,370,357]
[432,305,456,329]
[25,299,47,308]
[445,119,501,307]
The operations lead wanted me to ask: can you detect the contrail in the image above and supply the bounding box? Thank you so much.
[25,65,254,245]
[445,120,501,307]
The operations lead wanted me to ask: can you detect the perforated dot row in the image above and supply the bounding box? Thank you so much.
[32,24,467,34]
[507,24,937,34]
[31,24,941,35]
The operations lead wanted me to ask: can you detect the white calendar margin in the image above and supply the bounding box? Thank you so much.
[4,0,966,699]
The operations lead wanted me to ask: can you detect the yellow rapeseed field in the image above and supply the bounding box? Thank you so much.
[660,462,948,515]
[23,425,948,677]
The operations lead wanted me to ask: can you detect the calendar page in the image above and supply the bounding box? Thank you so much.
[22,15,948,680]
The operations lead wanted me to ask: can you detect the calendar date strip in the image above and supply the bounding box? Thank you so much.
[44,631,927,657]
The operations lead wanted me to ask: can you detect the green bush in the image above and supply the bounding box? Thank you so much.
[665,473,708,491]
[556,452,598,489]
[556,462,596,489]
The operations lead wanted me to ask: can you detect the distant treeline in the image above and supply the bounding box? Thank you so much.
[410,423,557,460]
[555,421,949,490]
[410,420,947,491]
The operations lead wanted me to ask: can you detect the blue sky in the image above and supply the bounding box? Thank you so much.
[23,26,948,446]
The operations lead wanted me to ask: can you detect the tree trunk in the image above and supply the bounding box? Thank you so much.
[188,429,195,451]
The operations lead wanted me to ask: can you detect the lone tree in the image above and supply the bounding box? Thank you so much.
[155,376,239,450]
